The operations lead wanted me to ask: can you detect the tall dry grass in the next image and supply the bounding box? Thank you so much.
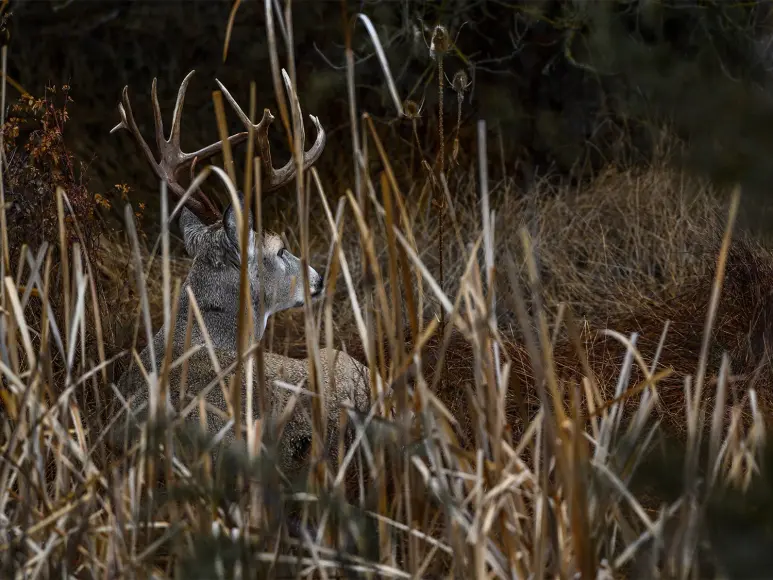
[2,2,773,578]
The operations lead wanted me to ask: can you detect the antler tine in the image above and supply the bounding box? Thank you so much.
[111,85,172,192]
[150,77,166,153]
[270,69,327,190]
[168,69,196,149]
[215,75,326,192]
[214,79,274,143]
[215,78,275,189]
[266,112,326,192]
[281,69,306,151]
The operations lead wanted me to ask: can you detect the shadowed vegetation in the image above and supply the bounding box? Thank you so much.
[3,1,773,578]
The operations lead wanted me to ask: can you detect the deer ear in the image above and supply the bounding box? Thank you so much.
[223,191,255,262]
[179,207,208,257]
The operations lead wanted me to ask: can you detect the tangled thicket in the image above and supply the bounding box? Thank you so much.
[1,85,140,267]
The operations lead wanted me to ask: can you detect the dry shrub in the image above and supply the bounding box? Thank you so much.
[501,165,725,321]
[2,85,111,262]
[252,161,773,444]
[100,151,773,445]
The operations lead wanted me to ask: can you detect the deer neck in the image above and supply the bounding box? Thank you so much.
[172,277,263,354]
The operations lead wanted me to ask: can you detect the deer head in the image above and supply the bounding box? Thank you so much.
[177,193,323,342]
[111,70,326,344]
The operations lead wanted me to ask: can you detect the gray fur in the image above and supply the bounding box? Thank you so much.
[113,204,371,476]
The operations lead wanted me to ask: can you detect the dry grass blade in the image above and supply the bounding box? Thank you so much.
[350,13,404,118]
[0,45,7,276]
[264,0,291,140]
[124,202,158,381]
[222,0,242,63]
[3,277,35,366]
[393,225,454,316]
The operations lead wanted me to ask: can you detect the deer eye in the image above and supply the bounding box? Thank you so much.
[278,248,286,260]
[293,434,312,460]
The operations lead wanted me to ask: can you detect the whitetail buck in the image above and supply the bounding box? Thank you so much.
[109,70,370,477]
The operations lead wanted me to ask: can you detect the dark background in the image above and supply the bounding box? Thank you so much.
[7,0,773,233]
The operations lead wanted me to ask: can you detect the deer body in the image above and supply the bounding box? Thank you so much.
[110,71,371,476]
[117,328,370,476]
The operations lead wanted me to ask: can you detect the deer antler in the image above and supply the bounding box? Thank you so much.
[112,69,326,222]
[215,72,326,192]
